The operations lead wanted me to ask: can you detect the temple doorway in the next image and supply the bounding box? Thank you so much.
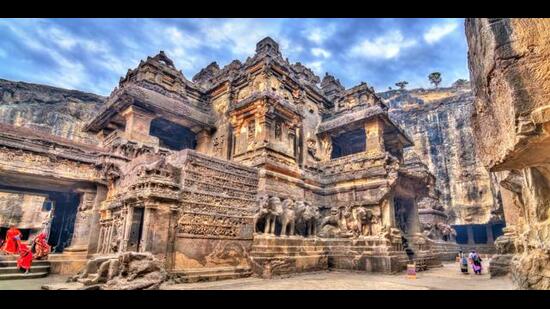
[127,207,145,252]
[394,197,414,236]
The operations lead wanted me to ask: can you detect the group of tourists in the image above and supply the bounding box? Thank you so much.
[0,225,51,274]
[458,249,483,275]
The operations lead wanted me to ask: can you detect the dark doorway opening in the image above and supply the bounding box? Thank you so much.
[0,185,80,253]
[149,118,197,151]
[394,197,413,235]
[127,207,145,252]
[330,128,366,159]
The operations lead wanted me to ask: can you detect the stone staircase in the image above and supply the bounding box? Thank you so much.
[169,266,252,283]
[0,255,50,280]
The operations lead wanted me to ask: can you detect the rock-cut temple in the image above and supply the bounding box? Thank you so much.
[0,37,461,282]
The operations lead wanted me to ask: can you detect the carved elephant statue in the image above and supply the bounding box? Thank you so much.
[279,198,297,237]
[264,196,283,235]
[302,202,320,237]
[253,195,270,233]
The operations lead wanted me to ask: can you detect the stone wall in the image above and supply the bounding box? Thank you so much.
[380,86,499,224]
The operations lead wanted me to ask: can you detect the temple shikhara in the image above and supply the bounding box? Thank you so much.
[0,37,460,287]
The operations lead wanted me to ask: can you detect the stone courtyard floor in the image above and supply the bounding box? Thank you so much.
[0,261,514,290]
[162,261,513,290]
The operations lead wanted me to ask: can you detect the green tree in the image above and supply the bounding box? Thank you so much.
[395,81,408,90]
[428,72,442,88]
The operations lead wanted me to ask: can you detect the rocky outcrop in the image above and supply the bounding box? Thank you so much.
[44,252,167,290]
[0,78,105,144]
[466,18,550,289]
[379,85,499,224]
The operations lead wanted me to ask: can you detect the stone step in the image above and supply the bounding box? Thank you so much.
[0,265,50,274]
[173,266,250,276]
[0,272,49,280]
[0,260,50,267]
[170,266,252,283]
[47,253,88,261]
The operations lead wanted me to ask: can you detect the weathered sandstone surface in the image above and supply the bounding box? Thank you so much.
[0,78,104,144]
[380,85,499,224]
[466,18,550,290]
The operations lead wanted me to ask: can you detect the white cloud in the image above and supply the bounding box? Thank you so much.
[311,47,331,59]
[303,24,336,45]
[349,31,416,60]
[423,22,458,44]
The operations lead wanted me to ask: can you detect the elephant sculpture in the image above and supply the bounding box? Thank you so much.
[355,207,378,236]
[253,195,270,233]
[264,196,283,235]
[279,198,297,236]
[302,202,320,237]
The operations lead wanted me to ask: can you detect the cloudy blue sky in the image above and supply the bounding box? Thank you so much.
[0,18,469,96]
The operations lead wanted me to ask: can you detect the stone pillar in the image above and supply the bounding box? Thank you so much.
[195,129,211,154]
[365,119,385,155]
[486,223,494,244]
[407,200,421,235]
[382,197,396,229]
[467,225,475,246]
[63,190,96,253]
[121,106,158,145]
[86,185,107,256]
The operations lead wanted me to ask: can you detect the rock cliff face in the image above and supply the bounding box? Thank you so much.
[0,78,105,144]
[466,18,550,290]
[379,85,499,224]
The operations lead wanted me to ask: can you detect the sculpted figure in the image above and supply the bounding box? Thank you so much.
[301,202,320,237]
[319,207,352,238]
[354,207,377,236]
[264,196,283,235]
[279,198,297,237]
[253,195,270,233]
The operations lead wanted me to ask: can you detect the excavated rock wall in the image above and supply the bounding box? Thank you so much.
[0,78,105,144]
[380,86,499,224]
[466,18,550,290]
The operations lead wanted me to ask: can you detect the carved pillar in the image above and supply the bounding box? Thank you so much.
[383,196,397,229]
[63,190,96,253]
[195,129,211,154]
[86,185,108,256]
[121,106,158,145]
[365,119,385,155]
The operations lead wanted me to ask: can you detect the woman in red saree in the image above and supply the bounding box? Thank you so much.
[1,225,22,254]
[17,243,33,274]
[32,232,50,260]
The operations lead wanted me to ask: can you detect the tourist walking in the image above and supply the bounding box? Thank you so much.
[469,250,483,275]
[1,224,22,254]
[459,250,469,274]
[17,243,33,274]
[32,232,51,260]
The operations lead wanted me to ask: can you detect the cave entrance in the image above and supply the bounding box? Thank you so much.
[149,118,197,151]
[331,128,366,159]
[0,185,80,253]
